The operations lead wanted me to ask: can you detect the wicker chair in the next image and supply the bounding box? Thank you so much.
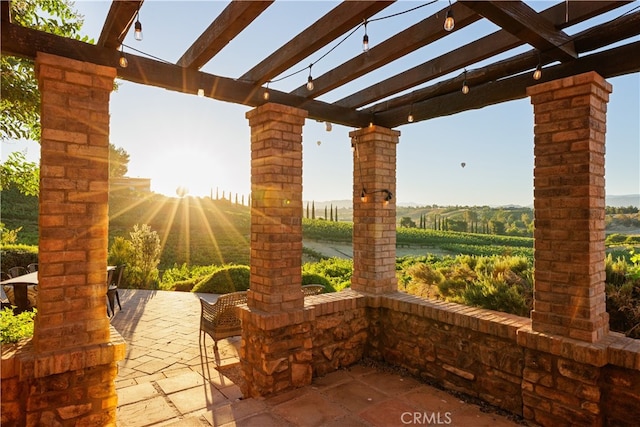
[199,291,248,349]
[302,284,324,296]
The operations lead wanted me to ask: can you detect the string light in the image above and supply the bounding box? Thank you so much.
[444,1,455,31]
[462,69,469,94]
[118,46,128,68]
[263,82,270,100]
[533,53,542,80]
[306,65,314,91]
[325,122,332,132]
[134,10,143,41]
[362,20,369,52]
[197,88,204,97]
[407,105,414,123]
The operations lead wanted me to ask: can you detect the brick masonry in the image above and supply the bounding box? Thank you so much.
[0,53,125,426]
[528,71,611,343]
[350,126,400,294]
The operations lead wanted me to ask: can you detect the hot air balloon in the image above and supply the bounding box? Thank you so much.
[461,162,466,168]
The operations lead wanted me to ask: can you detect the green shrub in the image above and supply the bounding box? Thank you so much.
[0,308,36,343]
[0,244,38,272]
[192,265,250,294]
[167,277,201,292]
[606,233,627,245]
[302,272,333,292]
[303,258,352,291]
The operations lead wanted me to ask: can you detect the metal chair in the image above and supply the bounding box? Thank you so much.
[27,263,38,273]
[8,266,27,278]
[107,264,125,317]
[199,291,248,349]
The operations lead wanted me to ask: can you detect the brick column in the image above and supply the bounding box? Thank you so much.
[4,52,126,426]
[350,126,400,294]
[240,103,314,397]
[527,71,611,343]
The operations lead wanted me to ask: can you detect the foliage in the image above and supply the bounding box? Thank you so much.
[303,258,353,291]
[301,272,333,292]
[1,0,89,141]
[0,186,38,244]
[0,151,39,196]
[108,224,161,289]
[109,144,130,178]
[0,308,36,343]
[1,222,22,245]
[192,265,250,294]
[0,244,38,272]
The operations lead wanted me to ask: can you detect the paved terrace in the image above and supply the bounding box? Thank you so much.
[112,289,522,427]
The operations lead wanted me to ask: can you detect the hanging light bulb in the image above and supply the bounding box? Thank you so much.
[306,65,314,91]
[263,82,270,100]
[362,20,369,52]
[118,46,128,68]
[360,189,367,202]
[325,122,332,132]
[134,10,143,41]
[444,2,455,32]
[384,190,393,206]
[197,88,204,97]
[408,106,414,123]
[462,69,469,94]
[533,52,542,80]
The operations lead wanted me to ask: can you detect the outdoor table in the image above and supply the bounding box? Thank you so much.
[0,267,117,313]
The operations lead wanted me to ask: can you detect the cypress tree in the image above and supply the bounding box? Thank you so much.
[325,206,328,219]
[335,206,338,222]
[312,201,315,219]
[241,194,245,206]
[330,204,334,221]
[216,187,219,200]
[306,202,309,218]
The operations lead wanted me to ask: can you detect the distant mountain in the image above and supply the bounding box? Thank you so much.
[607,194,640,208]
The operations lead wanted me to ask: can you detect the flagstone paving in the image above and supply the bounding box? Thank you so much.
[112,289,525,426]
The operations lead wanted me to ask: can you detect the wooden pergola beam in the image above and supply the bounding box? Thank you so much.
[374,41,640,128]
[290,2,480,99]
[460,0,577,62]
[1,21,371,129]
[336,1,623,109]
[176,0,273,70]
[97,0,144,49]
[239,0,394,85]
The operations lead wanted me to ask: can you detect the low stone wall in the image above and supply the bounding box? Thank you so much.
[1,327,125,426]
[300,291,640,426]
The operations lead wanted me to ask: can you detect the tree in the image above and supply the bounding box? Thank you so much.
[0,151,39,196]
[400,217,416,228]
[1,0,89,141]
[109,144,130,178]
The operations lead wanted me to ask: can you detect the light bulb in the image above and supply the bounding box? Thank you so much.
[307,75,314,91]
[325,122,332,132]
[119,54,128,68]
[197,88,204,97]
[263,89,270,100]
[462,81,469,94]
[134,19,143,41]
[533,65,542,80]
[363,34,369,52]
[360,189,367,202]
[444,9,455,31]
[408,113,414,123]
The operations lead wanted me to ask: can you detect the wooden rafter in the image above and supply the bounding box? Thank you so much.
[336,1,624,109]
[375,41,640,128]
[460,0,577,62]
[1,21,371,129]
[239,1,394,85]
[290,2,480,99]
[97,0,144,49]
[176,0,273,70]
[369,9,640,117]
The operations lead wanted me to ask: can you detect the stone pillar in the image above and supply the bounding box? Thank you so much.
[527,71,611,343]
[350,126,400,294]
[240,103,314,397]
[2,52,126,426]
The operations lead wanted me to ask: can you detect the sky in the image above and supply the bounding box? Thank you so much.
[2,1,639,207]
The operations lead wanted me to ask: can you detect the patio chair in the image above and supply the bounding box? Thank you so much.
[302,284,324,296]
[8,266,27,278]
[1,271,10,281]
[107,264,125,317]
[27,263,38,273]
[2,283,37,314]
[199,291,247,349]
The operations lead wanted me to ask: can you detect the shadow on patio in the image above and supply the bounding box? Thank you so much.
[112,289,522,427]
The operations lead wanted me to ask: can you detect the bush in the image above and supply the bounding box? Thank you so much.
[192,265,250,294]
[0,308,36,343]
[0,244,38,272]
[303,258,353,291]
[302,272,333,292]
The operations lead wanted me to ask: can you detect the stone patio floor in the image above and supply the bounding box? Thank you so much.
[112,289,525,426]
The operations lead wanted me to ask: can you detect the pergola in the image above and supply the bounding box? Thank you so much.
[1,1,639,426]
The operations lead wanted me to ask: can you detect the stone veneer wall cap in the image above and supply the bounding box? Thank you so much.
[237,305,316,331]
